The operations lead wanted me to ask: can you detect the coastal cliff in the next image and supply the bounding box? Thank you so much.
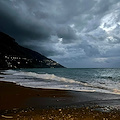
[0,32,64,69]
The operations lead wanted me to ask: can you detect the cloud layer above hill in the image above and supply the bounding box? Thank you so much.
[0,0,120,67]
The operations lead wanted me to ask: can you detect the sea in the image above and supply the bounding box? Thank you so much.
[1,68,120,94]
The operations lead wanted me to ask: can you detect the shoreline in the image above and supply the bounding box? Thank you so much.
[0,81,120,119]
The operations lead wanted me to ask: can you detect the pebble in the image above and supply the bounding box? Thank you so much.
[1,115,13,119]
[59,109,62,112]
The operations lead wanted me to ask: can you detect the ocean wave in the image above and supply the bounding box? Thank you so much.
[14,71,88,85]
[2,70,120,94]
[2,69,18,74]
[99,76,113,79]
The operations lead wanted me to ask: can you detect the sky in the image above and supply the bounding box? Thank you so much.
[0,0,120,68]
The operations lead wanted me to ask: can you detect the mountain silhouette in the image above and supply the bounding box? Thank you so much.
[0,32,64,69]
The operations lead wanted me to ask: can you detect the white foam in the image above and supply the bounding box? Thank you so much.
[14,71,120,94]
[1,70,120,94]
[2,69,18,75]
[14,71,89,86]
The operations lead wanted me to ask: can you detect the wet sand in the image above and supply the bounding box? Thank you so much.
[0,81,120,120]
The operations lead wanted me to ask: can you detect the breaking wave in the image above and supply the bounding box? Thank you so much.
[1,69,120,94]
[14,71,88,86]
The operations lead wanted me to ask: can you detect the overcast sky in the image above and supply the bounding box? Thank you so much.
[0,0,120,68]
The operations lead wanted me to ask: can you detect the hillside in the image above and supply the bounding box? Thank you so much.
[0,32,64,69]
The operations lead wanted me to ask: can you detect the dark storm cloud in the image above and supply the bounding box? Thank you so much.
[0,0,120,67]
[57,26,78,43]
[0,0,51,41]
